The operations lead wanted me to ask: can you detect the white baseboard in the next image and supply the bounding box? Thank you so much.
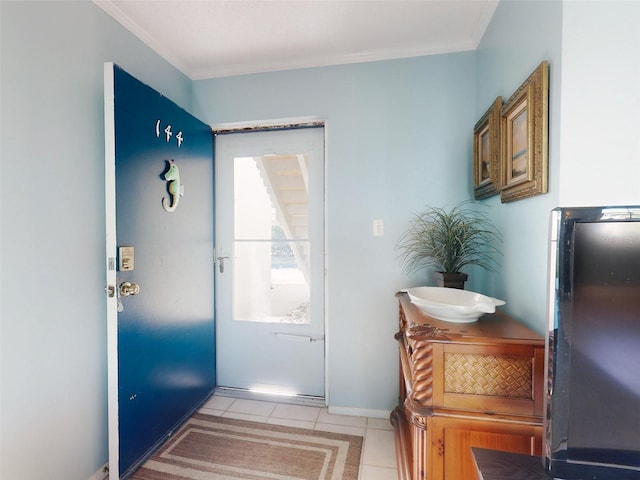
[328,405,391,419]
[88,462,109,480]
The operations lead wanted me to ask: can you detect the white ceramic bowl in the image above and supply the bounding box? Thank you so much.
[405,286,505,323]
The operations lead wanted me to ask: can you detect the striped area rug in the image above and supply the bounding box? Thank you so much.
[130,413,363,479]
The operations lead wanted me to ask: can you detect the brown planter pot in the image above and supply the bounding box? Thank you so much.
[434,272,468,289]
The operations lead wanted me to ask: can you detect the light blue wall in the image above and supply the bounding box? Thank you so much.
[559,1,640,206]
[0,2,192,478]
[475,0,563,334]
[193,54,477,410]
[477,0,640,337]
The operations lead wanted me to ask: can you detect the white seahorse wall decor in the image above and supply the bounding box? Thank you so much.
[162,159,183,212]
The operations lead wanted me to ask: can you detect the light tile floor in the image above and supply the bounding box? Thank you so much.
[198,395,398,480]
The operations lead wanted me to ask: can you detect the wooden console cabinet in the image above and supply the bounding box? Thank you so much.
[391,292,544,480]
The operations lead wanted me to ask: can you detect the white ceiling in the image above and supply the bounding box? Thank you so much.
[95,0,499,80]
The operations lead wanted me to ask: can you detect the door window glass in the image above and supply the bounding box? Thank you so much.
[233,155,310,324]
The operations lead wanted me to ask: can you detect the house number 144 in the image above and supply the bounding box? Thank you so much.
[155,119,184,147]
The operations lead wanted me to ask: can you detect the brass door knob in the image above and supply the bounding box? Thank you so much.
[119,281,140,297]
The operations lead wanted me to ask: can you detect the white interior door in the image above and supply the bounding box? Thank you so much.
[215,127,325,399]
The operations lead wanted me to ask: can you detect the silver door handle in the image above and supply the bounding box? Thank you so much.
[217,256,230,273]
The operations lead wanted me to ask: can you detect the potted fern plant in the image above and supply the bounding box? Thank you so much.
[396,201,502,289]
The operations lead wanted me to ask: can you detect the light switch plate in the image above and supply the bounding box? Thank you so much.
[373,219,384,237]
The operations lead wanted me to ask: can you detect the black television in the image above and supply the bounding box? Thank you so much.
[544,206,640,480]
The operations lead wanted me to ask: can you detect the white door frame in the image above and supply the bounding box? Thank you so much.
[213,118,329,404]
[103,63,120,478]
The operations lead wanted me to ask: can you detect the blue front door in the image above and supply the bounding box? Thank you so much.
[104,64,215,478]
